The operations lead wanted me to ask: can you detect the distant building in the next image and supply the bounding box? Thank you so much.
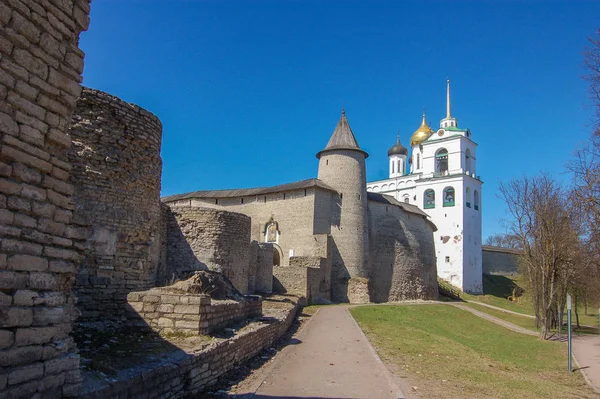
[367,81,483,293]
[164,110,440,303]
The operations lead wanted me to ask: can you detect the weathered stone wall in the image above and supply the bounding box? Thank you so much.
[273,234,331,304]
[78,299,299,399]
[255,243,273,293]
[482,246,520,276]
[317,150,369,302]
[165,186,334,268]
[0,1,90,397]
[126,288,262,335]
[165,206,251,293]
[68,87,163,320]
[367,200,438,302]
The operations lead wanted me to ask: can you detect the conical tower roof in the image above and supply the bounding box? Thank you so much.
[316,110,369,159]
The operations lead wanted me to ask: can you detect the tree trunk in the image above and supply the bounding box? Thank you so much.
[575,294,580,328]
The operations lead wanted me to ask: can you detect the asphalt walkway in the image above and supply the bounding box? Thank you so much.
[573,335,600,394]
[243,305,403,399]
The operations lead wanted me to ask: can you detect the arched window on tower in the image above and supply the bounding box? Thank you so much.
[465,149,472,173]
[466,187,472,208]
[397,159,402,175]
[403,194,410,204]
[474,190,480,211]
[424,189,435,209]
[436,148,449,176]
[443,186,455,207]
[417,154,421,170]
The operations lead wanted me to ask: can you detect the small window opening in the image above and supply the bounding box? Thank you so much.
[215,199,219,205]
[445,256,450,263]
[241,198,244,204]
[304,189,307,196]
[326,159,329,165]
[264,196,267,202]
[283,193,286,200]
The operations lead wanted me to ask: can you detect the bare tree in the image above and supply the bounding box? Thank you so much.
[499,175,579,339]
[583,28,600,136]
[484,233,522,249]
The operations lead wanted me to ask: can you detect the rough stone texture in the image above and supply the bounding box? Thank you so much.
[80,298,299,399]
[273,234,331,304]
[255,243,274,293]
[165,206,251,293]
[68,87,163,320]
[316,149,369,302]
[367,200,439,302]
[126,287,261,335]
[165,186,336,269]
[482,245,520,275]
[0,1,90,397]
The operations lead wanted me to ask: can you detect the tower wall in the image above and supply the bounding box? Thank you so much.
[0,1,91,397]
[317,149,368,302]
[68,88,164,319]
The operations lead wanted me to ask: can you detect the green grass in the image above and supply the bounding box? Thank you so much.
[350,305,597,399]
[464,302,600,336]
[462,275,600,328]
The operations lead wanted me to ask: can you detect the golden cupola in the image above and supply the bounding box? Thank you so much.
[410,112,433,147]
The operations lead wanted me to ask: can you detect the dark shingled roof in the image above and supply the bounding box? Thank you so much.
[161,178,338,202]
[316,111,369,159]
[367,192,437,231]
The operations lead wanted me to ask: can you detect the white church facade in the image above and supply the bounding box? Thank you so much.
[367,81,483,293]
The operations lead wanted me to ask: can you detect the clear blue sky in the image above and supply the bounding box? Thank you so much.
[79,0,599,241]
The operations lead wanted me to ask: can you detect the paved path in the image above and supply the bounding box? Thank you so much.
[243,305,403,399]
[463,300,535,318]
[573,335,600,394]
[452,303,537,336]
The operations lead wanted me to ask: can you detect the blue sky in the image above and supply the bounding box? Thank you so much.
[79,0,599,240]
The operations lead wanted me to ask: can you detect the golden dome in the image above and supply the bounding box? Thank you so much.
[410,113,433,147]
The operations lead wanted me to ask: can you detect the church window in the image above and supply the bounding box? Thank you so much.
[436,148,449,176]
[392,162,395,174]
[424,189,435,209]
[443,186,455,207]
[417,154,420,169]
[474,190,480,210]
[445,256,450,263]
[466,187,471,208]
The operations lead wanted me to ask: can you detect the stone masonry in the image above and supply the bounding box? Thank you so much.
[68,87,163,320]
[126,288,262,335]
[165,206,251,293]
[0,0,91,397]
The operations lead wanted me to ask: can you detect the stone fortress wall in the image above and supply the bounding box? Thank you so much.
[0,0,91,397]
[367,199,438,301]
[164,205,273,294]
[482,245,520,276]
[166,185,336,268]
[68,87,164,320]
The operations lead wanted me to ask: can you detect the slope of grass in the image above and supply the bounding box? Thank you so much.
[350,305,597,399]
[464,302,599,335]
[463,275,600,328]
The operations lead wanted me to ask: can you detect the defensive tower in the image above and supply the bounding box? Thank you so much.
[316,111,369,301]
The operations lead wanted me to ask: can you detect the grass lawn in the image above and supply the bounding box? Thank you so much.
[464,302,599,336]
[463,275,600,328]
[350,304,597,399]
